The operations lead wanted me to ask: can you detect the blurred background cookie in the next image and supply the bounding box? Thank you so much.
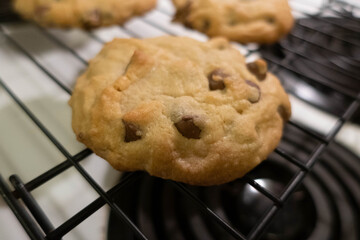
[172,0,294,44]
[12,0,157,29]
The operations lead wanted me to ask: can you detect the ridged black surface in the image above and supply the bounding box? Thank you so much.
[107,124,360,240]
[261,17,360,123]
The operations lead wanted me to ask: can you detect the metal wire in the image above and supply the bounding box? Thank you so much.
[0,77,148,240]
[262,54,358,99]
[0,1,359,240]
[0,175,45,240]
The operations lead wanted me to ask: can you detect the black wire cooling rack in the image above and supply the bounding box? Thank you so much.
[0,1,360,240]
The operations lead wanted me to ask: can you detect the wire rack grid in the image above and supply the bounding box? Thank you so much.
[0,0,359,240]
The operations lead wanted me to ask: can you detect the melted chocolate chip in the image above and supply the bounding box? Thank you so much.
[208,69,228,90]
[101,12,113,20]
[82,10,101,29]
[175,116,201,139]
[35,6,50,17]
[228,11,238,26]
[246,60,268,81]
[122,120,142,142]
[266,17,275,24]
[78,132,84,140]
[277,105,290,121]
[229,19,238,26]
[202,19,211,32]
[174,1,192,22]
[217,44,227,50]
[245,80,261,103]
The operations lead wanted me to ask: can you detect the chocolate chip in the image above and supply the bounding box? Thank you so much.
[228,11,238,26]
[246,59,268,81]
[102,12,113,20]
[122,120,142,142]
[35,5,50,17]
[266,17,275,24]
[208,69,228,90]
[229,19,238,26]
[82,10,101,29]
[202,19,211,32]
[175,116,201,139]
[174,1,192,22]
[217,44,227,50]
[277,105,290,121]
[245,80,261,103]
[78,132,84,140]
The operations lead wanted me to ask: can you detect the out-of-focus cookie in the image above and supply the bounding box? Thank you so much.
[13,0,157,29]
[69,36,291,186]
[172,0,294,44]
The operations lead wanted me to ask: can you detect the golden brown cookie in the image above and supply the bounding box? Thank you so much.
[172,0,294,44]
[13,0,157,29]
[69,36,291,186]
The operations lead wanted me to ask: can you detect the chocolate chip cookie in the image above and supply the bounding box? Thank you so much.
[172,0,294,44]
[13,0,157,29]
[69,36,291,185]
